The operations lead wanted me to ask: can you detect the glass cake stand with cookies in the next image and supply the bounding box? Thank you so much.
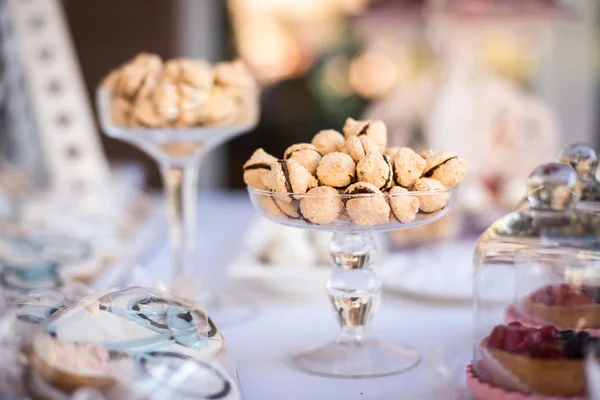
[97,54,259,308]
[245,118,465,377]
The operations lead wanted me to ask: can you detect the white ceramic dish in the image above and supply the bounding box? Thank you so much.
[229,217,389,298]
[379,239,476,302]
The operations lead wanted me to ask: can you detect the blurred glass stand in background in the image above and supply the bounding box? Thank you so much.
[427,0,569,234]
[0,0,163,293]
[356,0,436,151]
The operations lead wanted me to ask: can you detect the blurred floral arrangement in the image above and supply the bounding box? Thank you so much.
[228,0,569,239]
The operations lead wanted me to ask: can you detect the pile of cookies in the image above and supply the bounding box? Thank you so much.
[102,53,258,128]
[244,118,466,226]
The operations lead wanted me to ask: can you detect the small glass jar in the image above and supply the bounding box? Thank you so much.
[470,162,600,398]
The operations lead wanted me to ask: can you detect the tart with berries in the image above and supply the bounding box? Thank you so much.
[480,322,595,397]
[523,284,600,329]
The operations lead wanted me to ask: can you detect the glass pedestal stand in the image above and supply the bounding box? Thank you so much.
[249,186,458,377]
[97,87,258,324]
[291,231,419,377]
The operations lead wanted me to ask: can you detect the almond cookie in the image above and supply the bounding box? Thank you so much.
[345,136,380,163]
[110,96,132,126]
[257,195,288,220]
[393,148,426,188]
[131,97,163,127]
[418,149,435,159]
[384,147,402,158]
[344,182,390,226]
[215,60,257,89]
[413,178,449,213]
[316,152,356,190]
[152,81,180,124]
[244,149,277,190]
[180,59,215,89]
[265,160,318,202]
[274,198,301,219]
[300,186,343,225]
[389,187,419,224]
[117,53,163,100]
[284,144,322,175]
[197,88,238,126]
[342,118,387,151]
[423,152,466,188]
[356,153,393,191]
[176,84,212,127]
[312,130,345,156]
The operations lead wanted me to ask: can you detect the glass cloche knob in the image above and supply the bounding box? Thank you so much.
[558,143,598,181]
[526,162,581,210]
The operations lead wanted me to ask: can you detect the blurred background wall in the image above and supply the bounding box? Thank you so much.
[61,0,598,190]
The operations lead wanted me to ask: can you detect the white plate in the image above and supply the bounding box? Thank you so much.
[379,239,477,302]
[229,253,329,298]
[229,217,389,298]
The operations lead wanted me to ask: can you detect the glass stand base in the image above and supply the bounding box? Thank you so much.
[289,339,421,378]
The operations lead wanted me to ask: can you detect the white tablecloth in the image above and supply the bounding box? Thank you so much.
[144,192,474,400]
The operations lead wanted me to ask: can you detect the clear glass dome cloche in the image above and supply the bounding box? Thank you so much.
[470,162,600,398]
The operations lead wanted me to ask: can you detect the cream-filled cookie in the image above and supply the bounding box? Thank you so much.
[284,143,322,175]
[389,187,419,224]
[312,129,345,156]
[356,153,393,191]
[316,152,356,190]
[274,198,301,219]
[345,136,380,163]
[393,148,426,188]
[342,118,387,151]
[413,178,449,213]
[265,160,318,202]
[423,152,466,188]
[299,186,343,225]
[418,149,435,159]
[258,195,289,220]
[243,149,277,190]
[344,182,390,226]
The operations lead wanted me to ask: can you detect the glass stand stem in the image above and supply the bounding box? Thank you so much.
[160,162,201,297]
[327,232,380,344]
[289,230,420,378]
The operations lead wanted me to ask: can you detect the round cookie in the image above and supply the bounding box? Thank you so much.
[299,186,343,225]
[110,97,132,126]
[356,153,393,191]
[284,143,322,175]
[345,136,380,163]
[389,187,419,224]
[344,182,390,226]
[116,53,163,99]
[413,178,449,213]
[265,160,318,202]
[312,130,345,156]
[274,198,301,219]
[257,195,288,220]
[423,152,466,188]
[393,147,426,188]
[418,149,435,159]
[342,118,387,151]
[316,152,356,190]
[243,148,277,190]
[384,147,402,158]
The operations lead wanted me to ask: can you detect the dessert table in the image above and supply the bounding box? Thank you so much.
[143,191,474,400]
